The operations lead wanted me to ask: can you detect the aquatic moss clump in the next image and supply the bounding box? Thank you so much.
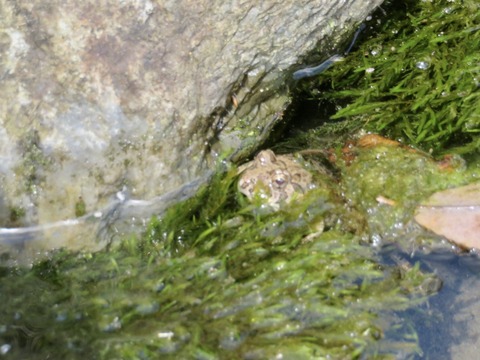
[337,143,480,251]
[0,170,439,359]
[295,0,480,155]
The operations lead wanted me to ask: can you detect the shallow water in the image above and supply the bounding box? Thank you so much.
[379,245,480,359]
[416,251,480,359]
[0,173,212,266]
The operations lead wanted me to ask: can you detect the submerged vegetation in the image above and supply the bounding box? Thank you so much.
[293,0,480,155]
[1,1,479,359]
[0,166,442,359]
[1,139,478,358]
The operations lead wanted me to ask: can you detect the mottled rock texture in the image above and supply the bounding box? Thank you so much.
[0,0,382,228]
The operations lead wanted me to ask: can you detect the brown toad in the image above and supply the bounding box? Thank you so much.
[237,148,368,237]
[237,149,317,209]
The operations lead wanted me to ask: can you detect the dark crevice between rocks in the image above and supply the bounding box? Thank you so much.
[261,0,420,153]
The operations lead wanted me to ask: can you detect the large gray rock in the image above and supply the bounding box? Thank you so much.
[0,0,382,261]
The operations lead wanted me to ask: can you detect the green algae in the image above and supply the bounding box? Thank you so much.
[0,166,445,359]
[8,206,26,227]
[293,0,480,155]
[1,145,477,358]
[339,144,480,251]
[16,130,52,195]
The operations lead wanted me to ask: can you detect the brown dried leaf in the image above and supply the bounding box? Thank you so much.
[414,182,480,249]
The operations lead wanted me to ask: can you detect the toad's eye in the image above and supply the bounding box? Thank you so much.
[272,170,289,189]
[274,177,286,186]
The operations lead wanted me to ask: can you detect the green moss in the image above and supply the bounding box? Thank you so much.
[16,130,52,195]
[0,166,444,359]
[8,206,26,225]
[2,139,477,359]
[74,197,87,218]
[338,144,479,251]
[294,0,480,155]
